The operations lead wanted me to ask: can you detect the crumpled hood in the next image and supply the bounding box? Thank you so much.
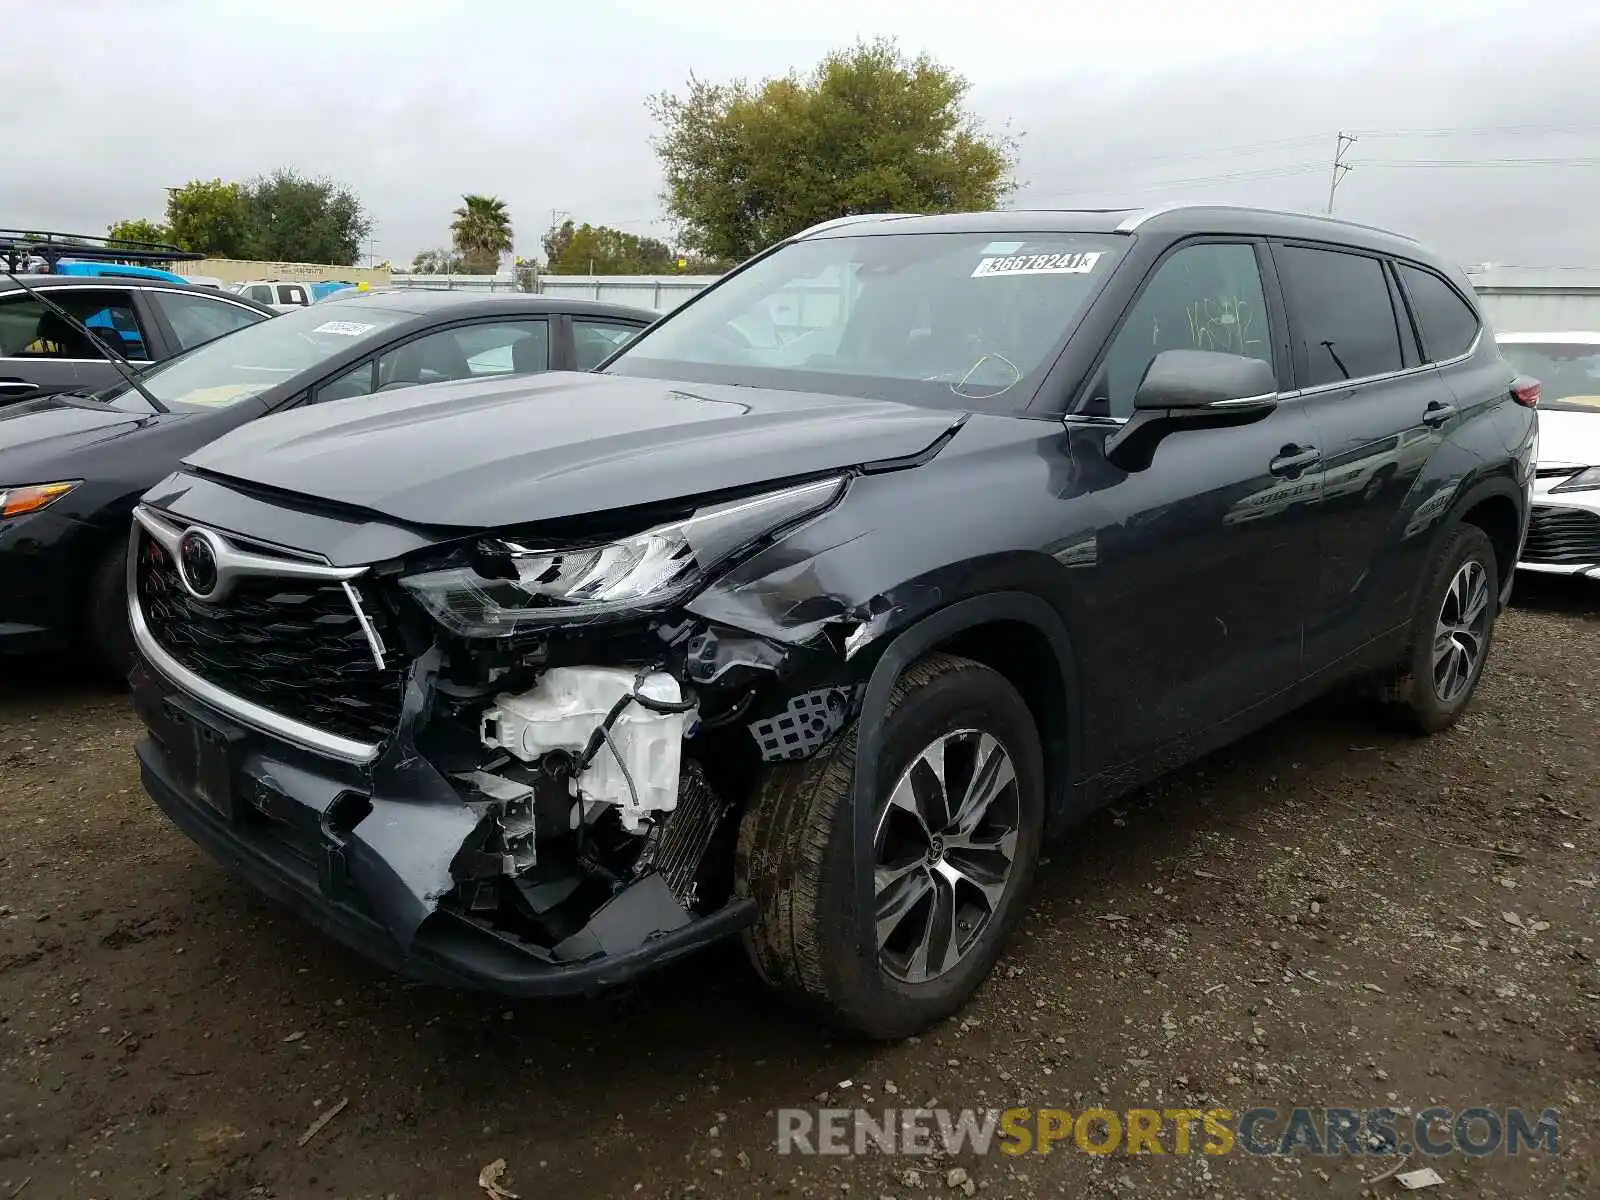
[185,371,964,528]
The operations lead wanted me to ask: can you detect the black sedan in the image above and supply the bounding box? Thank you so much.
[0,289,656,670]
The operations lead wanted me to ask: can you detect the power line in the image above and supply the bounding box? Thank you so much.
[1355,157,1600,168]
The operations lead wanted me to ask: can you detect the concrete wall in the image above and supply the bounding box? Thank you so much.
[190,258,392,287]
[387,273,715,312]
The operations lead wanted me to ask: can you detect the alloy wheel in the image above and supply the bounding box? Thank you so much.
[1432,558,1491,704]
[872,729,1021,984]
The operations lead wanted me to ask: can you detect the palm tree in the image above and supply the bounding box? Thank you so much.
[451,195,513,274]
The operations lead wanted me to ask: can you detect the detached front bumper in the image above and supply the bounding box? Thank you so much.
[130,657,754,996]
[1518,487,1600,579]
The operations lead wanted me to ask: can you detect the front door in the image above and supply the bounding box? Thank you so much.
[1070,238,1326,766]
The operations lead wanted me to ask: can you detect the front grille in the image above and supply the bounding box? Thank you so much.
[1522,505,1600,566]
[136,533,406,745]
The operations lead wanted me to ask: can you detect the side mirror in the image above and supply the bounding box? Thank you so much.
[1133,349,1277,411]
[1105,350,1279,471]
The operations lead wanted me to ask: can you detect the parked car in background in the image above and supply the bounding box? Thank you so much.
[231,280,315,311]
[123,206,1535,1038]
[0,274,272,405]
[1,229,273,405]
[0,289,654,669]
[1498,331,1600,579]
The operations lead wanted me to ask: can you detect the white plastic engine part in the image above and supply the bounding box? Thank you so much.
[480,667,690,833]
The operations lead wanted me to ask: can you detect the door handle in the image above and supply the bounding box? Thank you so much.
[1269,445,1322,477]
[1422,401,1458,428]
[0,379,36,395]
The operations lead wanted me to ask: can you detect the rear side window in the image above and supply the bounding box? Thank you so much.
[276,285,309,306]
[1398,265,1479,362]
[1276,245,1402,387]
[573,319,643,370]
[150,290,266,351]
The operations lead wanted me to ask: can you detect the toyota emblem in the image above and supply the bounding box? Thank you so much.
[177,528,221,599]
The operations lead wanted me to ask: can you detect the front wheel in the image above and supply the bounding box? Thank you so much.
[736,653,1045,1038]
[85,541,134,682]
[1381,523,1499,734]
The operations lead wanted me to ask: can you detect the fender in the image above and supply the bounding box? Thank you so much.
[846,591,1084,964]
[1419,471,1527,611]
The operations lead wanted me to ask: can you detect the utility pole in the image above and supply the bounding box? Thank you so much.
[1326,131,1357,214]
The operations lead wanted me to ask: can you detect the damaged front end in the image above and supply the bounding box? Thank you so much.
[128,472,873,994]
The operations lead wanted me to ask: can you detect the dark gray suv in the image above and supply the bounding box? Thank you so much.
[125,205,1538,1037]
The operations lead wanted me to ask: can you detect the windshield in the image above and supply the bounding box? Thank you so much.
[1500,341,1600,414]
[605,231,1125,407]
[104,303,410,412]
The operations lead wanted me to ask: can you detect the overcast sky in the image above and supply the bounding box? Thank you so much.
[10,0,1600,269]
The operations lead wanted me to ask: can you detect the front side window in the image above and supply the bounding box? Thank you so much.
[1276,245,1402,387]
[1098,242,1274,418]
[606,231,1126,407]
[0,289,150,360]
[245,284,273,304]
[375,320,550,391]
[150,290,267,351]
[1398,264,1479,362]
[573,319,644,370]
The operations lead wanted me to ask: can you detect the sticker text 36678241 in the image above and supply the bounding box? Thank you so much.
[972,251,1103,279]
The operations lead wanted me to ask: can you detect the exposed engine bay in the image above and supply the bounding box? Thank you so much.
[395,605,864,966]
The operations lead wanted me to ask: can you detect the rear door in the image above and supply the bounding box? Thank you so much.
[1272,242,1451,661]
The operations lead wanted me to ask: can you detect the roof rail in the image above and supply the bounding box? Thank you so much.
[1114,203,1417,242]
[0,228,203,273]
[792,212,916,239]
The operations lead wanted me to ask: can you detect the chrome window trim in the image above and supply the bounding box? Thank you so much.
[127,510,381,764]
[1073,329,1484,426]
[0,282,264,363]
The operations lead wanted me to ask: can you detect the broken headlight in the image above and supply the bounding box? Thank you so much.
[401,476,846,636]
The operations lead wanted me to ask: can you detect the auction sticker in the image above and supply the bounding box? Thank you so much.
[972,251,1103,279]
[313,320,377,336]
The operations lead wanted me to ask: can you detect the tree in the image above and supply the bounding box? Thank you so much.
[410,247,462,274]
[649,37,1017,262]
[106,218,172,248]
[541,218,676,275]
[164,178,251,258]
[241,169,371,265]
[451,195,513,274]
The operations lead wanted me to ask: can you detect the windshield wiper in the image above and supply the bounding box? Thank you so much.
[2,269,169,414]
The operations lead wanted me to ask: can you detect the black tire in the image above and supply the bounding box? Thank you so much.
[85,541,134,682]
[735,653,1045,1039]
[1380,523,1499,734]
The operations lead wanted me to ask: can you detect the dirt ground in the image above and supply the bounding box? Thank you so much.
[0,577,1595,1200]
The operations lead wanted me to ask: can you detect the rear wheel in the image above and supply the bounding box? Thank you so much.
[736,653,1045,1038]
[85,541,134,682]
[1381,523,1499,734]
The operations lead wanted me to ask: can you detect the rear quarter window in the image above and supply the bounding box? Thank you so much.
[1398,264,1479,362]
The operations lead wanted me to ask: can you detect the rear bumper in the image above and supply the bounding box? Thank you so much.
[131,657,754,997]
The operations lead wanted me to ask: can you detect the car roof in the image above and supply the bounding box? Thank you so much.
[317,288,658,322]
[0,273,276,312]
[1495,331,1600,345]
[796,204,1430,260]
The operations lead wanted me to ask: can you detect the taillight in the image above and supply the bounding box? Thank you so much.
[1510,376,1541,408]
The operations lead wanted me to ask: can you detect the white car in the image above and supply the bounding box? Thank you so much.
[1497,331,1600,579]
[231,280,314,311]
